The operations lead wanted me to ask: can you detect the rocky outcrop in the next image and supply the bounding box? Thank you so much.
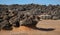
[0,4,60,30]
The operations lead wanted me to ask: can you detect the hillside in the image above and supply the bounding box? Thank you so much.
[0,4,60,30]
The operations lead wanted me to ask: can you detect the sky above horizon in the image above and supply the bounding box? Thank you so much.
[0,0,60,5]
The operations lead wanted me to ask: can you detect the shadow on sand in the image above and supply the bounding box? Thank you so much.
[1,26,55,31]
[30,27,55,31]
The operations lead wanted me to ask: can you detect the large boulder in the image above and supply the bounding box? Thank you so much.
[20,15,40,27]
[2,23,13,30]
[9,15,20,27]
[0,20,10,30]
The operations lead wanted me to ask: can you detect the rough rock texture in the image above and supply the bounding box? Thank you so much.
[0,4,60,30]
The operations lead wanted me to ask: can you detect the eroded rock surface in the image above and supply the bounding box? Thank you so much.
[0,4,60,30]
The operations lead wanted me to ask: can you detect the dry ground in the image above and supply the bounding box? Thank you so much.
[0,20,60,35]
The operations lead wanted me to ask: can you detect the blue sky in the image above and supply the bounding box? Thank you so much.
[0,0,60,5]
